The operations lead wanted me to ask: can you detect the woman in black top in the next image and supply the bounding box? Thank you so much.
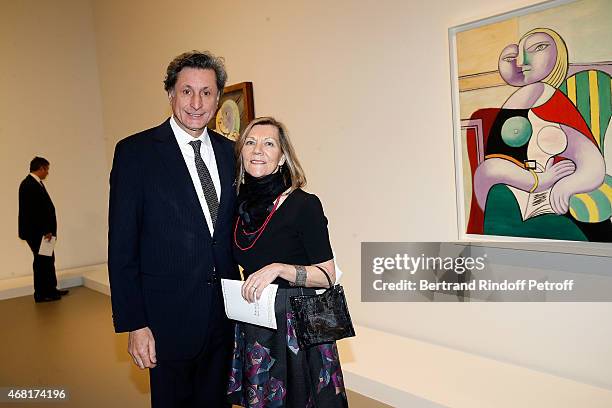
[227,117,348,407]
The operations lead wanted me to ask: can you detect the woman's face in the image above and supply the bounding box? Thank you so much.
[499,32,558,87]
[241,124,285,178]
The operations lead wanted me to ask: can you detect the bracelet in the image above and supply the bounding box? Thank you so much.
[528,169,539,193]
[291,265,307,287]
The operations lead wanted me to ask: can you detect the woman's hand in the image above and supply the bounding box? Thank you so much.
[241,263,284,303]
[535,158,575,192]
[549,177,574,215]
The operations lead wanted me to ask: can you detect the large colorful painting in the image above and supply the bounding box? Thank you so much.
[450,0,612,243]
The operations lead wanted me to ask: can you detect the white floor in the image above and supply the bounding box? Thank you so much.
[3,266,612,408]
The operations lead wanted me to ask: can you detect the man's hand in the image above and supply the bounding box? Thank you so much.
[128,327,157,369]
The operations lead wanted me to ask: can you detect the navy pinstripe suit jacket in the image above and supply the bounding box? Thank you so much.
[108,119,239,360]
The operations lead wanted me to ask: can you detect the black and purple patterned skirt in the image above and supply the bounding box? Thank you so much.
[227,287,349,407]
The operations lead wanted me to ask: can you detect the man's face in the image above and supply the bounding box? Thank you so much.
[169,67,219,137]
[39,166,49,180]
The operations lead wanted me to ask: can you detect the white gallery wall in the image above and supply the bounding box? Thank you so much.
[0,0,108,277]
[1,0,610,394]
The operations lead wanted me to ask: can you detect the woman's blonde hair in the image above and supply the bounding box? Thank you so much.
[520,28,568,88]
[235,117,306,193]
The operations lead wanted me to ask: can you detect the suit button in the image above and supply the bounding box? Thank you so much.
[212,239,217,246]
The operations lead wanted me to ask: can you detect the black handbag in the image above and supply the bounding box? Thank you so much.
[289,265,356,349]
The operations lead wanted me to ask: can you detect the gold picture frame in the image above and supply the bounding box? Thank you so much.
[208,82,254,141]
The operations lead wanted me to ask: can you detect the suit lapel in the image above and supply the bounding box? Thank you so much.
[151,120,213,237]
[29,175,53,204]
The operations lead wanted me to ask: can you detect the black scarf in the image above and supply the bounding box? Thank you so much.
[237,168,289,235]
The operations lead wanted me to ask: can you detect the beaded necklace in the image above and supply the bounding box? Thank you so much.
[234,195,282,251]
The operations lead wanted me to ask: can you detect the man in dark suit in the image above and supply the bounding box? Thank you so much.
[18,157,69,303]
[108,51,239,407]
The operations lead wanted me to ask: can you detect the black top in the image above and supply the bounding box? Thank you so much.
[233,189,333,288]
[485,108,530,162]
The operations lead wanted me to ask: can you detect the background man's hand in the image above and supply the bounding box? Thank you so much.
[128,327,157,369]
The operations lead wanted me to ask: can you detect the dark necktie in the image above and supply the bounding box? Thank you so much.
[188,140,219,226]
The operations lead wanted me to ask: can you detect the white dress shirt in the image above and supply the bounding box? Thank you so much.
[30,173,42,183]
[170,116,221,236]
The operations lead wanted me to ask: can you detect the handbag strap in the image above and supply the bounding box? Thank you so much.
[313,265,333,288]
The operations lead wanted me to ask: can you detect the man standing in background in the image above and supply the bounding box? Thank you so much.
[18,156,69,303]
[108,51,238,407]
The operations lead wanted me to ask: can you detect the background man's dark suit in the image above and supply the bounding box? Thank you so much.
[19,174,58,299]
[108,119,239,404]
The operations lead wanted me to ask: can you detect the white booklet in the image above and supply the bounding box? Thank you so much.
[221,279,278,329]
[38,236,57,257]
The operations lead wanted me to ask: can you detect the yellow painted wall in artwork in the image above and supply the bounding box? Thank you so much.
[456,0,612,114]
[456,18,519,78]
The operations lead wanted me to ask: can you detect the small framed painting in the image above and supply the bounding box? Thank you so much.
[209,82,255,141]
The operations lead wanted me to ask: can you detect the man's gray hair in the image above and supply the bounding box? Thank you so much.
[163,50,227,95]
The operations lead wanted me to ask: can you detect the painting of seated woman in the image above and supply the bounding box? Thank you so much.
[454,0,612,243]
